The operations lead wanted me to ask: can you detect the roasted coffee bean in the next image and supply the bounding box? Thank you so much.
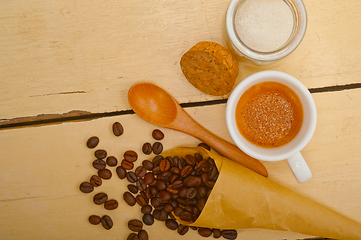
[177,224,189,235]
[179,211,193,222]
[149,187,159,197]
[93,192,108,205]
[116,166,127,179]
[180,165,193,178]
[106,156,118,167]
[173,206,184,216]
[196,198,207,211]
[190,226,198,231]
[184,205,194,214]
[90,175,102,187]
[151,197,162,207]
[124,191,136,206]
[155,180,166,191]
[171,156,179,167]
[213,229,222,238]
[159,159,171,172]
[197,185,208,198]
[152,166,162,175]
[121,159,134,170]
[142,160,154,170]
[200,172,209,184]
[142,142,153,155]
[126,171,138,183]
[221,230,237,239]
[141,204,152,214]
[87,136,99,149]
[128,219,143,232]
[178,158,187,169]
[152,129,164,140]
[94,149,107,159]
[152,155,164,166]
[92,159,106,170]
[144,172,154,185]
[186,187,197,199]
[98,169,112,179]
[160,171,172,182]
[154,209,168,221]
[135,166,147,178]
[128,184,139,194]
[104,199,118,210]
[166,185,179,195]
[144,187,152,200]
[112,122,124,136]
[127,233,139,240]
[136,179,147,192]
[88,215,101,225]
[164,203,175,212]
[184,176,202,187]
[101,215,113,230]
[209,165,218,181]
[198,227,213,237]
[194,152,203,162]
[159,191,172,203]
[169,174,180,184]
[198,142,211,151]
[79,182,94,193]
[138,229,149,240]
[170,166,180,175]
[136,195,148,206]
[185,155,196,166]
[165,219,178,230]
[176,197,186,206]
[152,142,163,154]
[142,213,154,226]
[124,150,138,162]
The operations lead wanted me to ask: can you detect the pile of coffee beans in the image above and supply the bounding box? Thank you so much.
[79,123,237,239]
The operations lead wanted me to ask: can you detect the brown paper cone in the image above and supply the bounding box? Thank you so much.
[152,147,361,240]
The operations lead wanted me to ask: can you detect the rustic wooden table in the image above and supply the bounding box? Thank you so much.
[1,0,361,239]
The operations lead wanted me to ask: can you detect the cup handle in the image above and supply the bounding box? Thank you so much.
[286,152,312,183]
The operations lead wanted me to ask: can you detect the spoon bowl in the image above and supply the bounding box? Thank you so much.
[128,82,268,177]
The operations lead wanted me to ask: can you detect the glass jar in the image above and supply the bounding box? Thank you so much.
[225,0,307,64]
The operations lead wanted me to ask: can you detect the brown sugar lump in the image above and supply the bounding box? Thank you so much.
[180,41,239,96]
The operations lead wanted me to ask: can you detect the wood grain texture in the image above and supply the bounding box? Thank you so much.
[1,0,361,123]
[0,89,360,239]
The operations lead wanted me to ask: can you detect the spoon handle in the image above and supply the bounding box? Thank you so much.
[174,111,268,177]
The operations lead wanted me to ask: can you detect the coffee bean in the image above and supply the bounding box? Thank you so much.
[88,215,101,225]
[92,159,106,170]
[205,180,215,188]
[141,204,152,214]
[128,219,143,232]
[90,175,102,187]
[152,156,163,166]
[170,166,180,175]
[93,192,108,205]
[138,229,148,240]
[128,184,139,194]
[136,179,147,192]
[198,227,213,237]
[190,226,198,231]
[116,166,127,179]
[150,197,162,207]
[186,188,197,199]
[142,160,154,170]
[197,185,208,198]
[144,172,154,185]
[152,129,164,140]
[106,156,118,167]
[152,142,163,154]
[112,122,124,136]
[126,171,138,183]
[104,199,118,210]
[142,213,154,226]
[177,224,189,235]
[121,159,134,170]
[194,152,203,162]
[165,219,178,230]
[184,176,202,187]
[185,155,196,166]
[173,207,184,217]
[213,229,222,238]
[124,191,136,206]
[127,233,139,240]
[135,166,147,178]
[124,150,138,162]
[160,171,172,182]
[86,136,99,149]
[98,169,112,179]
[221,230,238,239]
[94,149,107,159]
[198,142,211,151]
[180,165,193,178]
[142,142,152,155]
[164,203,175,212]
[155,209,168,221]
[179,211,192,222]
[101,215,113,230]
[196,197,207,211]
[79,182,94,193]
[159,159,171,172]
[136,195,148,206]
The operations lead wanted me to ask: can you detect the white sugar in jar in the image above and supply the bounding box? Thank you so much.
[225,0,307,64]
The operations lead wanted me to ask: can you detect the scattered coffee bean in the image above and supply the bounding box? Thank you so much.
[127,233,139,240]
[104,199,118,210]
[152,142,163,154]
[124,191,136,206]
[152,129,164,140]
[142,160,154,170]
[106,156,118,167]
[198,227,213,237]
[90,175,102,187]
[121,159,134,170]
[135,166,147,178]
[165,219,178,230]
[126,171,138,183]
[128,184,139,194]
[141,205,152,215]
[213,229,222,238]
[142,213,154,226]
[144,172,154,185]
[128,219,143,232]
[87,136,99,149]
[88,215,101,225]
[221,230,237,239]
[112,122,124,136]
[93,192,108,205]
[98,169,112,179]
[79,182,94,193]
[100,215,113,230]
[124,150,138,162]
[94,149,107,159]
[116,166,127,179]
[92,159,106,170]
[198,142,211,151]
[136,195,148,206]
[138,229,148,240]
[159,159,171,172]
[177,224,189,235]
[142,142,152,155]
[152,155,164,165]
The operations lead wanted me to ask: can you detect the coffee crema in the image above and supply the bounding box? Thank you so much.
[235,81,303,148]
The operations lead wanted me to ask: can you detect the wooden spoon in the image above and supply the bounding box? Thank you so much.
[128,82,268,177]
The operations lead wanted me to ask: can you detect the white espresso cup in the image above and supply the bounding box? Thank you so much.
[226,70,317,183]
